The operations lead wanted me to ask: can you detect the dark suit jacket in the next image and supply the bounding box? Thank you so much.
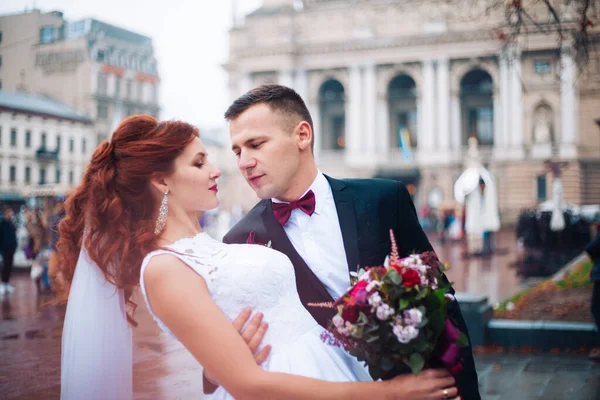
[586,233,600,282]
[224,176,481,400]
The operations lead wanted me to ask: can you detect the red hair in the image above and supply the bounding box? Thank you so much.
[54,115,198,325]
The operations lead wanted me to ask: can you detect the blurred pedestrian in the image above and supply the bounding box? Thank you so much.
[587,231,600,361]
[0,206,18,295]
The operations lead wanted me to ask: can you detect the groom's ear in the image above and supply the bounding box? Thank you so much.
[295,121,313,151]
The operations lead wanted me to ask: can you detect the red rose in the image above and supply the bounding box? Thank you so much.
[342,306,359,323]
[401,268,421,287]
[389,263,402,274]
[350,280,368,299]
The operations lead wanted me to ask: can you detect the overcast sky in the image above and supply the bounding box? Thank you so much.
[0,0,262,129]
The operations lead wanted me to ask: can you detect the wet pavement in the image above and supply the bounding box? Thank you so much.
[0,229,597,399]
[429,229,528,305]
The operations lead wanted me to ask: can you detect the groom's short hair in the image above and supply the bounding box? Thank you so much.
[225,84,315,151]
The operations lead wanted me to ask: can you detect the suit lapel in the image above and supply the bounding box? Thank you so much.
[259,201,334,304]
[326,176,360,274]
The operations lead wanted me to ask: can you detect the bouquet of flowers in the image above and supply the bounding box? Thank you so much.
[314,230,468,380]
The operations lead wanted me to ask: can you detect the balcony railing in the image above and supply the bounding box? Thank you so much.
[36,147,60,161]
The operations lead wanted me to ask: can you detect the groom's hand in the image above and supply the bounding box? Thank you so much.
[203,307,271,394]
[232,307,272,364]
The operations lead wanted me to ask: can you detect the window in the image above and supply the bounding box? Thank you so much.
[126,79,132,99]
[69,137,74,153]
[69,170,74,185]
[0,79,2,91]
[97,72,108,95]
[126,105,134,116]
[25,167,31,184]
[56,135,61,151]
[151,84,158,103]
[0,55,3,67]
[40,26,56,43]
[41,132,47,149]
[39,168,46,185]
[9,165,16,183]
[0,31,3,44]
[137,82,144,102]
[97,133,104,146]
[534,60,552,75]
[115,77,121,97]
[97,50,105,62]
[0,126,2,145]
[25,130,31,148]
[537,175,547,201]
[55,168,61,184]
[97,101,108,120]
[10,128,17,147]
[467,107,494,146]
[82,138,87,154]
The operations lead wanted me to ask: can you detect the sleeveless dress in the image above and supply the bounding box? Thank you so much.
[139,232,372,399]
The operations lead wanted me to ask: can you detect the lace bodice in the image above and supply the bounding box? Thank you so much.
[139,232,319,351]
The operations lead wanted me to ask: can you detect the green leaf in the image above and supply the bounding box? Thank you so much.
[418,316,429,329]
[357,312,369,326]
[416,287,429,300]
[388,268,402,285]
[408,353,425,375]
[399,298,410,310]
[457,332,470,348]
[366,335,379,343]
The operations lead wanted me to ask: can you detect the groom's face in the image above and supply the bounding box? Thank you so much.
[230,104,302,200]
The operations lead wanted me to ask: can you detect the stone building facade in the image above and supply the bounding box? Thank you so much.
[226,0,600,222]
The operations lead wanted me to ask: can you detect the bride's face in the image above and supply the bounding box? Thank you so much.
[165,137,222,212]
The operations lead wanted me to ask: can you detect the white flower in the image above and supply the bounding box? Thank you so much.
[492,302,500,310]
[431,278,438,290]
[357,269,371,282]
[506,302,515,311]
[392,324,419,344]
[403,308,423,327]
[445,293,456,302]
[368,292,382,308]
[376,303,395,320]
[333,314,345,329]
[366,280,380,292]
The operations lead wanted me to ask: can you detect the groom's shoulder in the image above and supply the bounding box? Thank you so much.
[332,176,405,195]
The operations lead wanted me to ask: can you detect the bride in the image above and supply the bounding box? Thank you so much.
[56,115,459,400]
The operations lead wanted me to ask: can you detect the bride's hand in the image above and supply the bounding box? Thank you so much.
[205,307,272,385]
[386,368,458,400]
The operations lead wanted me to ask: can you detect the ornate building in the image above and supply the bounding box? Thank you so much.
[0,9,160,145]
[226,0,600,222]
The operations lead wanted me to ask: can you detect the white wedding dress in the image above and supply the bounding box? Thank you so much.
[139,232,372,399]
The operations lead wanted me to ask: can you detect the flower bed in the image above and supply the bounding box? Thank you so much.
[493,261,593,322]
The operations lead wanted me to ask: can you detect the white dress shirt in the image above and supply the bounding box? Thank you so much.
[272,172,350,299]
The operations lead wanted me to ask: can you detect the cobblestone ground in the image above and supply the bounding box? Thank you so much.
[1,274,599,399]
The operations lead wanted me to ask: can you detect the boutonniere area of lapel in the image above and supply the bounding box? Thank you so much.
[246,231,272,248]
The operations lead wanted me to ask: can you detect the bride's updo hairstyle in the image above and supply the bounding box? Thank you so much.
[55,115,199,324]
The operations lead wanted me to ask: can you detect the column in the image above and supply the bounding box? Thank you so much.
[293,68,308,102]
[498,52,509,151]
[346,64,363,161]
[364,63,377,156]
[421,59,435,152]
[436,58,450,155]
[278,69,294,89]
[377,92,389,154]
[450,93,461,151]
[238,71,253,97]
[509,48,524,157]
[560,49,577,159]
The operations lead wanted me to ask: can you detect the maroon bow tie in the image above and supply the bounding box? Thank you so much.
[272,190,316,225]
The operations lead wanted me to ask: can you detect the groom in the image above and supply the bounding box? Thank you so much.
[220,84,480,399]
